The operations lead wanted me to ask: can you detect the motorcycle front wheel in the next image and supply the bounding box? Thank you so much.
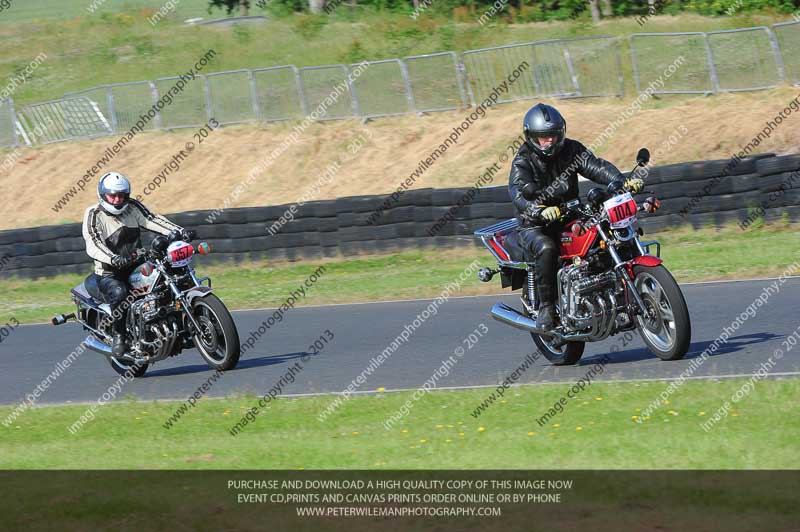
[190,294,241,371]
[632,265,691,361]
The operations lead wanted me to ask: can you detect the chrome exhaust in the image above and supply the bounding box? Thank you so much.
[84,335,113,356]
[491,302,547,333]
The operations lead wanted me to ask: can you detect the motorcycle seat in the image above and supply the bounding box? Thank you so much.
[71,275,112,314]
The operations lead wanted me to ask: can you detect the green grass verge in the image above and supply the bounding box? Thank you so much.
[1,377,797,469]
[3,222,800,325]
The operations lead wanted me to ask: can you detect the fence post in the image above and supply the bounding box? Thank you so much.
[563,49,581,96]
[452,52,469,108]
[628,36,642,94]
[531,44,541,95]
[345,64,362,118]
[293,66,309,117]
[613,39,625,97]
[702,33,720,93]
[398,59,418,113]
[148,81,162,130]
[105,86,118,132]
[6,98,20,148]
[202,75,214,122]
[765,27,787,83]
[247,70,262,122]
[459,54,477,108]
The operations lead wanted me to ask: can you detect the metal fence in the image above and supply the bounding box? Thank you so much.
[630,24,789,94]
[773,21,800,85]
[0,99,18,149]
[1,23,798,148]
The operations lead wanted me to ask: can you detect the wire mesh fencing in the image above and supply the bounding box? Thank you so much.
[0,23,792,147]
[773,21,800,85]
[630,24,789,94]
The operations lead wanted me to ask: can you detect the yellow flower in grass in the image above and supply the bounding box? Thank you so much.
[458,432,465,437]
[500,400,507,404]
[377,387,385,392]
[595,397,603,401]
[527,431,536,436]
[419,439,427,443]
[553,423,560,428]
[631,415,639,420]
[445,439,452,443]
[478,427,486,432]
[575,427,582,431]
[698,411,706,416]
[401,429,408,433]
[436,424,444,429]
[351,431,360,436]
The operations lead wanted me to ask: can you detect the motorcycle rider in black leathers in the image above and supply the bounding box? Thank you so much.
[508,103,643,330]
[82,172,190,357]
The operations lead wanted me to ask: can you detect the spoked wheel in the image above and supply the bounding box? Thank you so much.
[190,294,240,371]
[632,265,691,361]
[524,284,585,365]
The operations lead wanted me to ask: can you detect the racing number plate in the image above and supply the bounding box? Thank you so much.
[604,192,637,229]
[167,241,194,267]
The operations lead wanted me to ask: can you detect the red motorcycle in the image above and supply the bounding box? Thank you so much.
[475,148,691,365]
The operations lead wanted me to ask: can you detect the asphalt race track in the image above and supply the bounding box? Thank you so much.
[1,277,799,406]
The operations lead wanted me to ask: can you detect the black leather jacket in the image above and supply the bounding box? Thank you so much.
[508,138,624,225]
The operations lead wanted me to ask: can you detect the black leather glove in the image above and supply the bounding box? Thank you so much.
[111,255,133,269]
[181,229,197,241]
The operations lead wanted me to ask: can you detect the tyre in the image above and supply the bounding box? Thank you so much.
[109,356,149,378]
[632,265,691,361]
[190,294,241,371]
[523,283,585,365]
[531,333,586,365]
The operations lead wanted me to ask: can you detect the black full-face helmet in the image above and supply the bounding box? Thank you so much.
[523,103,566,159]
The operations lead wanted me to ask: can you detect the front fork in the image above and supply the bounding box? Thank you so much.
[596,226,653,319]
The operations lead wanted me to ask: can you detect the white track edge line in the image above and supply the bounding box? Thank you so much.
[17,371,800,409]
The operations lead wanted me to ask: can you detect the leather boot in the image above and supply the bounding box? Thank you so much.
[537,304,555,329]
[111,314,127,357]
[536,282,557,330]
[112,334,127,357]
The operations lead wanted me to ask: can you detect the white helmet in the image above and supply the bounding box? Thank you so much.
[98,172,132,215]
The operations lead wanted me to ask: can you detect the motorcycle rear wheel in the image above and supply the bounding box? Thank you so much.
[524,283,585,365]
[109,356,149,378]
[531,333,586,365]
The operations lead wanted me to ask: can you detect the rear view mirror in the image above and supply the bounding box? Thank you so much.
[636,148,650,166]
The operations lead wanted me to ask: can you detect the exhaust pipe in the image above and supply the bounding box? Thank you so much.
[84,335,113,356]
[491,302,547,333]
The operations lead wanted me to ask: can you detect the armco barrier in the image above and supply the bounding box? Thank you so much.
[1,153,798,279]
